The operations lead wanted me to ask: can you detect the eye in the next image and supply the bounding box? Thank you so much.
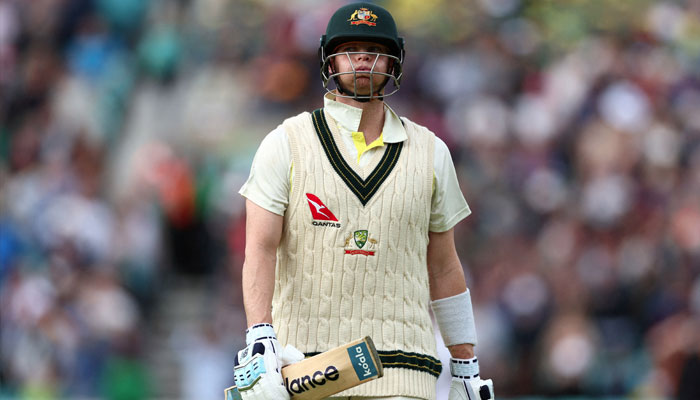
[341,46,356,52]
[368,46,383,53]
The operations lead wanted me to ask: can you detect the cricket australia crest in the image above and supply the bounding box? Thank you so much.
[344,230,377,256]
[348,8,378,26]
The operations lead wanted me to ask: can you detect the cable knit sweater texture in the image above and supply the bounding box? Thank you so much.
[272,109,439,399]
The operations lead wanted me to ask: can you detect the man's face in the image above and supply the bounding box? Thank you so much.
[330,41,392,96]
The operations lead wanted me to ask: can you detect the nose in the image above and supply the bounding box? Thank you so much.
[354,51,379,68]
[354,51,372,61]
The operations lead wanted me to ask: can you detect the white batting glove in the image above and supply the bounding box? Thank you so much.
[233,324,303,400]
[448,357,495,400]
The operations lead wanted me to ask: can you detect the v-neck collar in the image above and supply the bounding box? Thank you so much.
[325,110,387,177]
[311,108,403,206]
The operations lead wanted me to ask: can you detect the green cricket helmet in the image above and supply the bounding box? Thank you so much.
[319,2,405,101]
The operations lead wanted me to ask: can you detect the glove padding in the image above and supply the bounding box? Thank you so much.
[233,325,304,400]
[448,356,494,400]
[449,377,495,400]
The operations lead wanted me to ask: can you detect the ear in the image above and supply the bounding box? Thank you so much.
[387,58,396,75]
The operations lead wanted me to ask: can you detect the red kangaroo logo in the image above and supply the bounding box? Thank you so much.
[305,193,338,221]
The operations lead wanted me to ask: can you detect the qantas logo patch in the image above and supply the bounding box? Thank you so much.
[306,193,341,228]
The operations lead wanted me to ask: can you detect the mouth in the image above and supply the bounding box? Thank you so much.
[354,70,372,80]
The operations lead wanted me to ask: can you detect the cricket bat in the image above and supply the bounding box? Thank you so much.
[225,336,383,400]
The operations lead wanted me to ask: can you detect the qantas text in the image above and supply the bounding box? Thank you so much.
[312,221,341,228]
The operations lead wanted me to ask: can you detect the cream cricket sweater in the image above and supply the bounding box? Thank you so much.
[271,108,440,399]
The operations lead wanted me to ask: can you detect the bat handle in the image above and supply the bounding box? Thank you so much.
[224,386,242,400]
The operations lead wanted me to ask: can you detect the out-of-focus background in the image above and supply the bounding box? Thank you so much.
[1,0,700,399]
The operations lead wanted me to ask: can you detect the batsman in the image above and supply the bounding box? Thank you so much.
[234,2,495,399]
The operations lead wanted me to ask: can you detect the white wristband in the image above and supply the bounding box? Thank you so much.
[431,289,478,346]
[246,323,276,344]
[450,356,480,379]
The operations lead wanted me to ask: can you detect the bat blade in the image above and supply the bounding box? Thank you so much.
[225,336,383,400]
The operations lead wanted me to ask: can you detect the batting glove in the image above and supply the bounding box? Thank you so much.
[448,357,494,400]
[233,324,303,400]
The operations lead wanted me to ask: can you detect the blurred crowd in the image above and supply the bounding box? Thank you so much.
[1,0,700,399]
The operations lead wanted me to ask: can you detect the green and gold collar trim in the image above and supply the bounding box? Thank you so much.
[305,349,442,378]
[311,108,403,206]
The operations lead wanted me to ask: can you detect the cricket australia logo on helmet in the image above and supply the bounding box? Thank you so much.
[306,193,341,228]
[348,8,378,26]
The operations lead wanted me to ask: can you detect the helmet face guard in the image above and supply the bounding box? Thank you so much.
[320,48,403,101]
